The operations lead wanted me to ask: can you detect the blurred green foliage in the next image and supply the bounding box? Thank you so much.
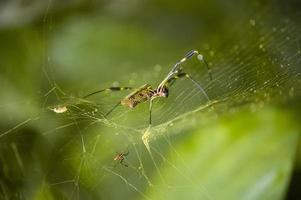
[0,0,301,200]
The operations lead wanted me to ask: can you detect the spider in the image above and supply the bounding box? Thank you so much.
[84,50,212,125]
[114,150,129,167]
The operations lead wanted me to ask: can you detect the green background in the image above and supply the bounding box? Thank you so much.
[0,0,300,199]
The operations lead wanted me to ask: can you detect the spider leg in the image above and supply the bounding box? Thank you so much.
[123,150,129,156]
[151,71,209,125]
[83,86,133,99]
[165,72,187,87]
[159,50,212,89]
[197,55,213,81]
[149,98,154,125]
[168,50,200,75]
[186,74,210,101]
[169,50,204,74]
[105,101,121,117]
[83,86,134,117]
[165,72,210,101]
[184,51,213,81]
[121,160,128,167]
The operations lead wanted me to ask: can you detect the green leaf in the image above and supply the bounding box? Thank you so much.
[145,107,299,200]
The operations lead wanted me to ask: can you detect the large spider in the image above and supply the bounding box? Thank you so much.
[84,50,212,125]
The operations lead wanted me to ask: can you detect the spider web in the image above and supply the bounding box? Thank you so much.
[0,1,300,200]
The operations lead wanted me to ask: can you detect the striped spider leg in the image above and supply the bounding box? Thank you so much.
[84,50,212,125]
[83,87,134,99]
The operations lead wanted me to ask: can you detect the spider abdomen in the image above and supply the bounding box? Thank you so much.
[121,84,154,108]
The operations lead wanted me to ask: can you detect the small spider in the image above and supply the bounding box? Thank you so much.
[114,150,129,167]
[84,50,212,125]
